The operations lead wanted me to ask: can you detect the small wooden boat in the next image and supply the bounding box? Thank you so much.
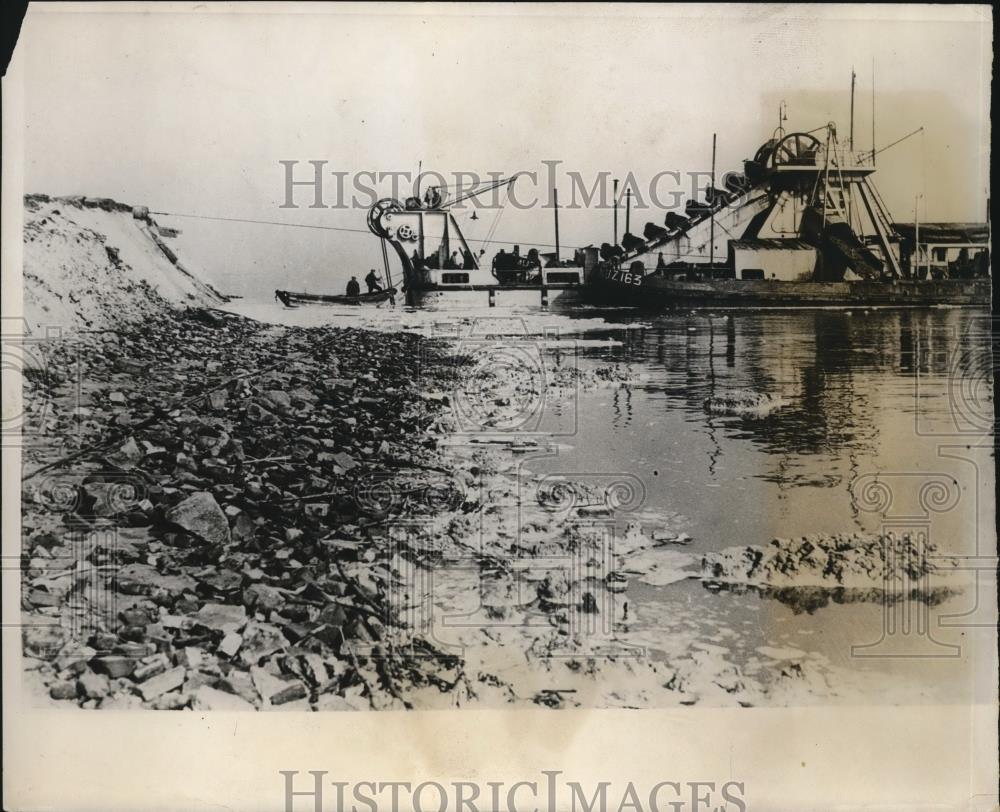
[274,288,397,307]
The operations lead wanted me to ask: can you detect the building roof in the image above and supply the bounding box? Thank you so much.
[893,222,989,244]
[730,239,815,251]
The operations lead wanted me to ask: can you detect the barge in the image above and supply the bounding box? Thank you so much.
[585,123,990,308]
[366,184,583,310]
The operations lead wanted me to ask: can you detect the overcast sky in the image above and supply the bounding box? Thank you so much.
[14,3,992,297]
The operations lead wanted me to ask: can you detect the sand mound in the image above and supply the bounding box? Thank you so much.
[22,194,225,332]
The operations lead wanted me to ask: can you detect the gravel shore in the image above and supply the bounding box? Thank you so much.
[21,307,466,710]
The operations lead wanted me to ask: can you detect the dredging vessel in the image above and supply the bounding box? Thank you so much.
[366,179,584,309]
[584,122,990,308]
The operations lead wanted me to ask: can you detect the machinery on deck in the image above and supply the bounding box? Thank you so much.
[364,117,988,310]
[366,176,584,309]
[587,120,988,307]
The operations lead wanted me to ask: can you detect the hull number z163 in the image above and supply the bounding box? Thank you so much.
[603,269,644,286]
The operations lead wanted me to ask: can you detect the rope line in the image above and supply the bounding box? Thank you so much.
[149,208,762,260]
[150,209,585,251]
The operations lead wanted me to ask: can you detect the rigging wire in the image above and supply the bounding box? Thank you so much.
[150,204,761,262]
[149,209,583,251]
[479,187,509,254]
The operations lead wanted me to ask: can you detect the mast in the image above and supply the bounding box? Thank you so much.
[625,187,631,235]
[613,178,619,245]
[849,68,856,225]
[553,187,560,263]
[914,195,920,278]
[849,67,856,151]
[709,133,717,266]
[871,59,876,167]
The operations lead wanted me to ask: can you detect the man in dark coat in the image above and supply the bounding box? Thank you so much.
[364,269,383,293]
[346,276,361,297]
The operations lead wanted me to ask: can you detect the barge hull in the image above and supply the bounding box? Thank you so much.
[587,278,991,308]
[406,284,584,309]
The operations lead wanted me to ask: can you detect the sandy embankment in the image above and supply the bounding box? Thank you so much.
[21,194,225,332]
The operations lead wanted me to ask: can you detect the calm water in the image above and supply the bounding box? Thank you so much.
[529,307,995,702]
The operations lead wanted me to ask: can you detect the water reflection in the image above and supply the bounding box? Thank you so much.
[703,580,962,615]
[580,308,992,464]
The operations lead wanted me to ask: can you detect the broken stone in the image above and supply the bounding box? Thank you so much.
[26,588,62,607]
[195,602,246,632]
[249,665,285,704]
[250,665,307,706]
[134,654,170,682]
[164,491,230,544]
[243,583,283,613]
[136,666,186,701]
[261,390,292,413]
[239,622,286,665]
[94,655,136,679]
[176,647,203,669]
[217,670,258,705]
[231,512,256,541]
[332,452,358,471]
[49,680,78,701]
[117,564,197,597]
[174,593,201,614]
[192,685,255,711]
[23,620,68,657]
[207,390,228,410]
[54,644,97,675]
[315,693,358,711]
[183,671,215,695]
[270,681,308,705]
[197,569,243,594]
[77,669,110,700]
[217,632,242,659]
[119,606,152,627]
[150,689,190,710]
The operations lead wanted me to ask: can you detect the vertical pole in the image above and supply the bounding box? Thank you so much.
[710,133,717,267]
[613,178,619,245]
[871,59,876,167]
[822,129,831,230]
[848,68,855,224]
[849,68,856,153]
[415,160,422,201]
[553,188,560,264]
[625,188,632,235]
[442,213,449,267]
[914,195,920,279]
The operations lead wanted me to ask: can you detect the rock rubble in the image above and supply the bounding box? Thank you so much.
[21,307,468,710]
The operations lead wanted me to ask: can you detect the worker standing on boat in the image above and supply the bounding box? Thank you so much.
[346,276,361,297]
[364,269,383,293]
